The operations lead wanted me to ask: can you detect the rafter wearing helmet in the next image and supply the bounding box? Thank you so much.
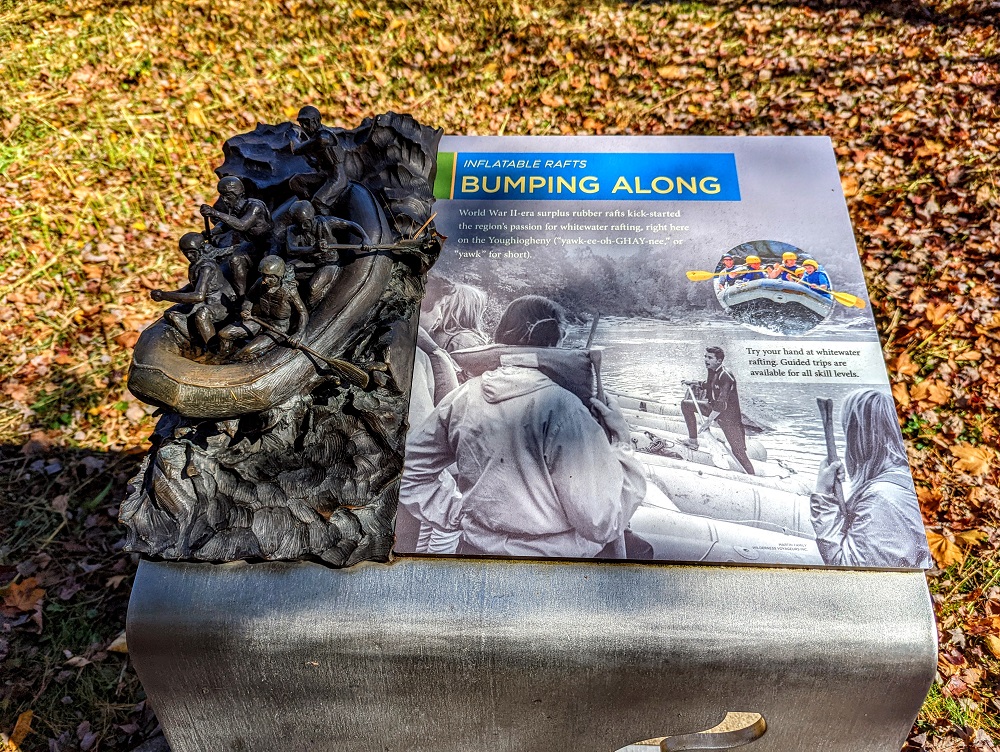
[289,106,349,215]
[799,259,833,299]
[218,255,309,359]
[737,255,767,283]
[768,250,801,281]
[285,199,372,307]
[151,233,231,350]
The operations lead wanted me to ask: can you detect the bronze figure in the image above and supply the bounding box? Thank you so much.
[152,232,232,350]
[285,199,371,306]
[218,255,309,358]
[289,105,350,215]
[121,110,443,565]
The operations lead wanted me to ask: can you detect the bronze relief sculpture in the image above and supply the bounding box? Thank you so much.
[120,109,443,566]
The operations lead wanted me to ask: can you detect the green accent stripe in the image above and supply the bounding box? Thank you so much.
[434,152,456,199]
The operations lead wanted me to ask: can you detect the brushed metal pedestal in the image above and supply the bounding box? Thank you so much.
[127,557,936,752]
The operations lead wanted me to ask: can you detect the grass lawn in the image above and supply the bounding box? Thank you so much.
[1,0,999,750]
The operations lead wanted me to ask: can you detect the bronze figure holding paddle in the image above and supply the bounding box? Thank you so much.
[121,109,444,566]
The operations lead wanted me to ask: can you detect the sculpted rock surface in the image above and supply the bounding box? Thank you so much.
[120,109,442,565]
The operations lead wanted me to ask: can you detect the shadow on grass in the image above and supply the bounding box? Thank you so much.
[621,0,1000,26]
[0,444,166,752]
[19,0,1000,30]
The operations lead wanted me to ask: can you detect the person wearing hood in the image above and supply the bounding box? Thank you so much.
[399,295,646,559]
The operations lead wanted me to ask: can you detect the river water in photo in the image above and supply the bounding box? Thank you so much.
[565,316,891,485]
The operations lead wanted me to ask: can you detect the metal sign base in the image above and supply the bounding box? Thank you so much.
[127,557,935,752]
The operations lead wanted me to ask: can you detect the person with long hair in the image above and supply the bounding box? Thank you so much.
[811,389,931,568]
[427,282,489,353]
[400,295,646,558]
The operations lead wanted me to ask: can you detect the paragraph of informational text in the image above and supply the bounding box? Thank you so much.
[735,340,888,385]
[453,206,689,261]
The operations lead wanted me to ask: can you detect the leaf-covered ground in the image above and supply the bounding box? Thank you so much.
[1,0,999,750]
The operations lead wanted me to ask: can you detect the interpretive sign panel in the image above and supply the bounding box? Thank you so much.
[396,136,931,570]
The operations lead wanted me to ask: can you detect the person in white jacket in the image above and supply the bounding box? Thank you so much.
[810,388,931,568]
[400,295,646,558]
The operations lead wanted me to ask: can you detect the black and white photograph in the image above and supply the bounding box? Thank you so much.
[396,135,932,570]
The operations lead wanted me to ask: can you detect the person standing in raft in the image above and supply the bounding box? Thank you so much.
[400,295,646,559]
[811,389,932,568]
[681,346,755,475]
[289,105,349,216]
